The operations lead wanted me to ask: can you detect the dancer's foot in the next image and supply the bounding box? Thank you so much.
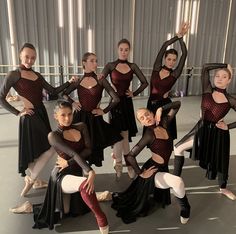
[9,201,33,214]
[127,166,136,179]
[99,225,109,234]
[113,160,123,179]
[32,179,48,189]
[20,175,35,197]
[220,188,236,200]
[96,191,112,202]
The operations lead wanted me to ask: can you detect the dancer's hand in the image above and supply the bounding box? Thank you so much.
[69,75,78,83]
[140,166,158,179]
[72,101,82,111]
[97,73,104,80]
[126,89,134,97]
[216,120,228,130]
[155,107,162,125]
[19,108,34,116]
[56,156,68,172]
[92,108,104,116]
[83,170,95,194]
[177,22,190,37]
[227,64,233,78]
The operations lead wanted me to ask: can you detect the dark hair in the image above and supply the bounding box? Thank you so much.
[54,100,73,114]
[82,52,96,69]
[117,38,131,49]
[164,48,178,58]
[19,43,36,53]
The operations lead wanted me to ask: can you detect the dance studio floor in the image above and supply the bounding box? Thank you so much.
[1,96,236,234]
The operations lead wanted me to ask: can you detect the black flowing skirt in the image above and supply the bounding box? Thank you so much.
[147,97,177,139]
[33,166,90,230]
[73,109,123,166]
[19,104,51,176]
[175,119,230,181]
[111,158,171,224]
[109,96,138,141]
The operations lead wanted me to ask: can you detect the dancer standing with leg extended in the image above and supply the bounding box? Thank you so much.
[102,39,148,179]
[0,43,75,197]
[173,63,236,200]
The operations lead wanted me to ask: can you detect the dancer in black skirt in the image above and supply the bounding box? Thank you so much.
[102,39,148,179]
[111,101,190,224]
[173,63,236,200]
[31,101,109,233]
[0,43,75,197]
[147,22,189,140]
[63,52,123,167]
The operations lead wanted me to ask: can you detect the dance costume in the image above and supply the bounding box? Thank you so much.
[102,59,148,141]
[147,36,187,139]
[33,123,107,229]
[175,63,236,186]
[112,102,181,224]
[0,65,70,176]
[63,72,123,166]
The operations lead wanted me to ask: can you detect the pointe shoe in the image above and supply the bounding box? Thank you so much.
[220,188,236,200]
[99,225,109,234]
[113,160,123,179]
[20,175,35,197]
[96,191,112,202]
[127,166,136,179]
[32,179,48,189]
[9,201,33,214]
[180,216,189,224]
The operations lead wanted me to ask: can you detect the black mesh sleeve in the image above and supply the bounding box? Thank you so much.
[48,123,92,173]
[62,81,80,104]
[99,77,120,113]
[153,36,180,71]
[125,128,154,175]
[101,63,115,78]
[130,63,148,97]
[172,37,187,78]
[201,63,227,94]
[0,70,21,115]
[227,94,236,130]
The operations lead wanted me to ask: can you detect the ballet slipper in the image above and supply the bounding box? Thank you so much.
[180,216,189,224]
[96,191,112,202]
[9,201,33,214]
[32,179,48,189]
[99,225,109,234]
[220,188,236,200]
[113,160,123,179]
[20,175,35,197]
[127,166,136,179]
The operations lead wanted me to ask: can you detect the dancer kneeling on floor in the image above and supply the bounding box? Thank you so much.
[13,101,109,233]
[111,101,190,224]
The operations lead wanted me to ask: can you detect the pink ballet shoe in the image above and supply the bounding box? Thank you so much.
[220,188,236,200]
[96,191,112,202]
[127,166,136,179]
[20,175,35,197]
[180,216,189,224]
[99,225,109,234]
[113,160,123,179]
[32,179,48,189]
[9,201,33,214]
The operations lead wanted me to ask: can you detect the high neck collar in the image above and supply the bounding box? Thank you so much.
[214,87,227,94]
[162,65,173,73]
[19,64,33,71]
[58,125,72,132]
[84,71,96,78]
[117,59,128,64]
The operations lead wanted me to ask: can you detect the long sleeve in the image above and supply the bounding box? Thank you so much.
[0,70,21,115]
[153,36,180,71]
[160,101,181,127]
[38,73,71,96]
[62,81,80,104]
[99,78,120,113]
[130,63,148,96]
[101,63,114,78]
[227,94,236,130]
[125,129,154,175]
[201,63,227,94]
[172,37,187,78]
[48,123,92,173]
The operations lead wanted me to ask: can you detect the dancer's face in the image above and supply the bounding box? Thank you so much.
[54,107,73,127]
[118,43,130,60]
[137,109,155,126]
[83,55,98,72]
[164,54,177,69]
[214,69,231,89]
[19,48,37,69]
